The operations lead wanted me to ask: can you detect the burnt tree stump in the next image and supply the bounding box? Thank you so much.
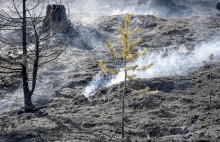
[137,0,147,5]
[42,4,69,34]
[216,2,220,11]
[148,0,176,10]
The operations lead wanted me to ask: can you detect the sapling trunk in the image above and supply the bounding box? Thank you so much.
[210,72,212,104]
[209,54,213,105]
[122,61,127,139]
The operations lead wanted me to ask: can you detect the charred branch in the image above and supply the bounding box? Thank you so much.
[0,71,21,74]
[12,0,23,19]
[0,65,21,71]
[39,45,67,66]
[0,55,21,65]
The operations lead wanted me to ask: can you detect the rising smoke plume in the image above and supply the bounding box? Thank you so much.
[1,0,220,110]
[84,39,220,97]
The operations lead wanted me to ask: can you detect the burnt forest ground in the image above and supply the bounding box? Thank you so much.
[1,0,220,142]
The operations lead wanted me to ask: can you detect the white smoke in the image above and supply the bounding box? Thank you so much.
[83,72,105,98]
[84,39,220,97]
[1,0,220,110]
[0,0,219,24]
[57,0,219,23]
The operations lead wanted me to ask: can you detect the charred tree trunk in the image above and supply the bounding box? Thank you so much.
[30,30,40,104]
[42,4,67,34]
[23,0,27,67]
[216,2,220,11]
[22,0,35,112]
[21,64,35,112]
[0,0,69,112]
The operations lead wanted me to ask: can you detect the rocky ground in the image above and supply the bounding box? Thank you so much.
[1,0,220,141]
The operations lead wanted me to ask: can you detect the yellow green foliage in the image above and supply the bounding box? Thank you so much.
[98,13,156,94]
[98,60,119,74]
[98,13,158,139]
[133,87,160,95]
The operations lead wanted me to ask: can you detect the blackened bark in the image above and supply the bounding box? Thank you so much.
[42,4,67,33]
[21,64,35,112]
[122,61,126,139]
[23,0,27,66]
[22,0,35,112]
[30,31,39,95]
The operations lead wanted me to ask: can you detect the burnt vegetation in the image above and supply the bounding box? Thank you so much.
[0,0,69,112]
[0,0,220,142]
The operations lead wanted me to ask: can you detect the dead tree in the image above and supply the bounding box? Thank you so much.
[0,0,69,112]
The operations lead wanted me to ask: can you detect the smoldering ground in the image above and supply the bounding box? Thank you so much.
[0,0,220,141]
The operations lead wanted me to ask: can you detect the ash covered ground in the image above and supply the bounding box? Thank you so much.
[1,0,220,141]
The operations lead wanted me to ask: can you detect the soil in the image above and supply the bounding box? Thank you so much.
[1,0,220,142]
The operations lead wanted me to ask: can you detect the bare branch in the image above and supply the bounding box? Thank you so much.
[0,36,23,45]
[0,55,21,65]
[0,13,22,23]
[0,65,21,71]
[39,45,68,66]
[35,0,45,19]
[0,71,21,74]
[0,24,22,28]
[12,0,23,19]
[40,47,65,58]
[2,9,16,20]
[26,0,41,11]
[7,1,23,14]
